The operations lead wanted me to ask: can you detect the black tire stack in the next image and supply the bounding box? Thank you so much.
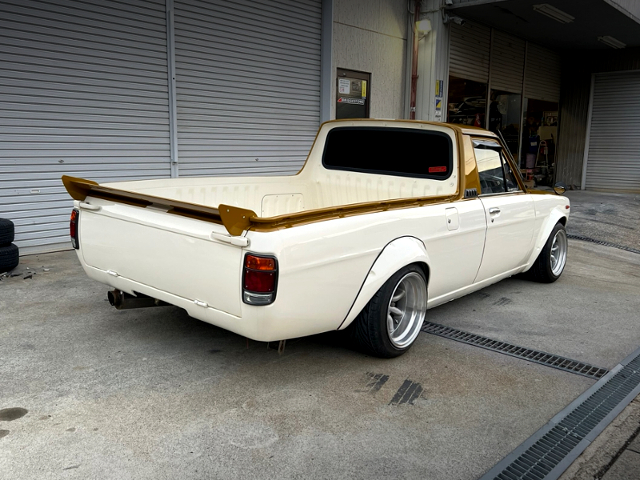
[0,218,19,273]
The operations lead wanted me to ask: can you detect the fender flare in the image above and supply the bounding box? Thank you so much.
[522,208,567,272]
[337,236,430,330]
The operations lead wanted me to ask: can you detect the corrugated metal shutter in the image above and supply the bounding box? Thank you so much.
[0,0,171,252]
[449,22,491,83]
[173,0,322,177]
[490,31,525,93]
[585,71,640,192]
[524,44,561,102]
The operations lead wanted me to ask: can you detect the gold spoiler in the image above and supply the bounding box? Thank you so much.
[62,175,456,237]
[61,175,255,236]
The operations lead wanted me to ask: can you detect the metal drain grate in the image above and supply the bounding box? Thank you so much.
[421,322,609,379]
[567,234,640,255]
[480,347,640,480]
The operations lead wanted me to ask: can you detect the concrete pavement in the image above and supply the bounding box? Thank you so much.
[557,190,640,480]
[565,190,640,251]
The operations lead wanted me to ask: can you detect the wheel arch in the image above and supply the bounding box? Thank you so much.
[337,236,430,331]
[414,261,430,285]
[522,209,568,272]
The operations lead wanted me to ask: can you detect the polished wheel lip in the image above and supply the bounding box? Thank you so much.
[386,272,427,349]
[550,229,568,276]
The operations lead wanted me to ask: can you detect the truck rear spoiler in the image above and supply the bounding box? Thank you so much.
[61,175,255,236]
[62,176,455,236]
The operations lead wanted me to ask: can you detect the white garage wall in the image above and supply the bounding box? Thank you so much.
[584,70,640,192]
[0,0,171,252]
[332,0,408,119]
[173,0,322,177]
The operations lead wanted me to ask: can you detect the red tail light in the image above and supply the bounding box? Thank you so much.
[244,270,276,292]
[242,254,277,305]
[70,208,80,249]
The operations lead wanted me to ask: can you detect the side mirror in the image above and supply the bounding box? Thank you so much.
[553,182,567,195]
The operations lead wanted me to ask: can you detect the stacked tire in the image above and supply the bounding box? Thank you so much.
[0,218,19,273]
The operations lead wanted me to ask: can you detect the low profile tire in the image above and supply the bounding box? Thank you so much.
[0,243,19,273]
[348,265,427,358]
[0,218,15,246]
[528,222,568,283]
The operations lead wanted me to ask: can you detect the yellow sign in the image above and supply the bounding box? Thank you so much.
[361,80,367,98]
[435,80,443,97]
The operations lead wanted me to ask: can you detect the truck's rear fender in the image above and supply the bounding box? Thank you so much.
[338,236,430,330]
[522,199,569,272]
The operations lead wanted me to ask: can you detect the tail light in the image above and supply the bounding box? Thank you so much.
[242,254,277,305]
[70,208,80,249]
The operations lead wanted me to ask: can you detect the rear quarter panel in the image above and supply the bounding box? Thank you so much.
[244,198,486,340]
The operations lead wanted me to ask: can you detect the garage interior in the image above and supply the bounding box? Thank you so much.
[446,0,640,193]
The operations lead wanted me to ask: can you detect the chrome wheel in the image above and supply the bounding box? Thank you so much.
[386,272,427,349]
[550,229,568,276]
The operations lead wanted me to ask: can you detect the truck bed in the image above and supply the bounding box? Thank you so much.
[98,169,456,218]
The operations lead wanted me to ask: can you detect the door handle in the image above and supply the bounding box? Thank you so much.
[489,207,501,215]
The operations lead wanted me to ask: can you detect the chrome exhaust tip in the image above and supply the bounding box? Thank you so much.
[107,289,122,308]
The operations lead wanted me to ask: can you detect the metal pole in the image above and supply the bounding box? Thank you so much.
[166,0,179,178]
[484,28,494,130]
[580,74,596,190]
[320,0,333,123]
[409,0,420,120]
[518,41,528,170]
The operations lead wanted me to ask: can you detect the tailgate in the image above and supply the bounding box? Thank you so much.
[79,201,243,317]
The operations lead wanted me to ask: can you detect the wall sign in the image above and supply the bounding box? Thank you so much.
[336,68,371,119]
[338,78,351,95]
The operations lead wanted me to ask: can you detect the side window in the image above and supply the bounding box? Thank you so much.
[503,157,520,192]
[473,139,521,195]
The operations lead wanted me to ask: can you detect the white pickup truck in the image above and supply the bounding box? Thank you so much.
[63,120,570,358]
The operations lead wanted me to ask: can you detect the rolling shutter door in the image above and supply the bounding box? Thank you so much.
[585,71,640,192]
[173,0,322,177]
[524,44,561,102]
[0,0,171,252]
[449,22,491,83]
[490,31,525,93]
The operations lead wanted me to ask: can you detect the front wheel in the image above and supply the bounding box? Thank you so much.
[348,265,427,358]
[528,222,568,283]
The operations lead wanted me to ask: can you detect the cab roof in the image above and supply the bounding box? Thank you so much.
[323,118,498,138]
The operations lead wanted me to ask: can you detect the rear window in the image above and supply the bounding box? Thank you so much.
[322,127,453,179]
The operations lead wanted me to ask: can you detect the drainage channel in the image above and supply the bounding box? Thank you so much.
[478,346,640,480]
[567,234,640,255]
[421,321,609,380]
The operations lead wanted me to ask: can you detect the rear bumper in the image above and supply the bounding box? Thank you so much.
[79,259,336,342]
[79,263,270,340]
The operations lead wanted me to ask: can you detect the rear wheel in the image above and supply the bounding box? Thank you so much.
[528,223,567,283]
[348,265,427,358]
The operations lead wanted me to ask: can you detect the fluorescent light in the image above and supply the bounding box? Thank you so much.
[533,4,575,24]
[598,35,626,49]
